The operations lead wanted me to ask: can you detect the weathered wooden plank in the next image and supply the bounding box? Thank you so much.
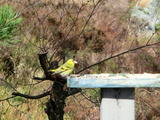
[100,88,135,120]
[67,74,160,88]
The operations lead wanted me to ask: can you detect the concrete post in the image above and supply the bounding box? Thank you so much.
[100,88,135,120]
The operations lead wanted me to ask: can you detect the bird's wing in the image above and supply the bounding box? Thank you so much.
[48,63,70,73]
[55,66,71,74]
[60,68,74,77]
[48,65,71,74]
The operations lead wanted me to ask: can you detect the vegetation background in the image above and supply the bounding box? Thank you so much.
[0,0,160,120]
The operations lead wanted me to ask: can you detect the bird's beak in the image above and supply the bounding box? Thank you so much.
[74,60,78,64]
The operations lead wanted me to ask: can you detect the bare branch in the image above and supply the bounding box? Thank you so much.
[66,88,82,97]
[16,0,45,17]
[33,77,48,81]
[12,91,50,99]
[76,38,159,74]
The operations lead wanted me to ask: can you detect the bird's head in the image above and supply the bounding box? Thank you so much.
[67,59,78,65]
[73,60,78,64]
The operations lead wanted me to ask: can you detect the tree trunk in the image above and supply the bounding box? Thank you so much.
[45,80,67,120]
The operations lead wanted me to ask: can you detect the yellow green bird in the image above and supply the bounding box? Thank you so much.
[49,59,77,77]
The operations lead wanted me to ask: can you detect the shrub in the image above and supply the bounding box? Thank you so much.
[0,5,22,46]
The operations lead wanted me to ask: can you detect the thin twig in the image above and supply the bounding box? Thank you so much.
[0,96,16,102]
[64,0,102,56]
[136,94,160,116]
[146,32,156,45]
[0,78,18,92]
[80,91,98,104]
[18,81,44,86]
